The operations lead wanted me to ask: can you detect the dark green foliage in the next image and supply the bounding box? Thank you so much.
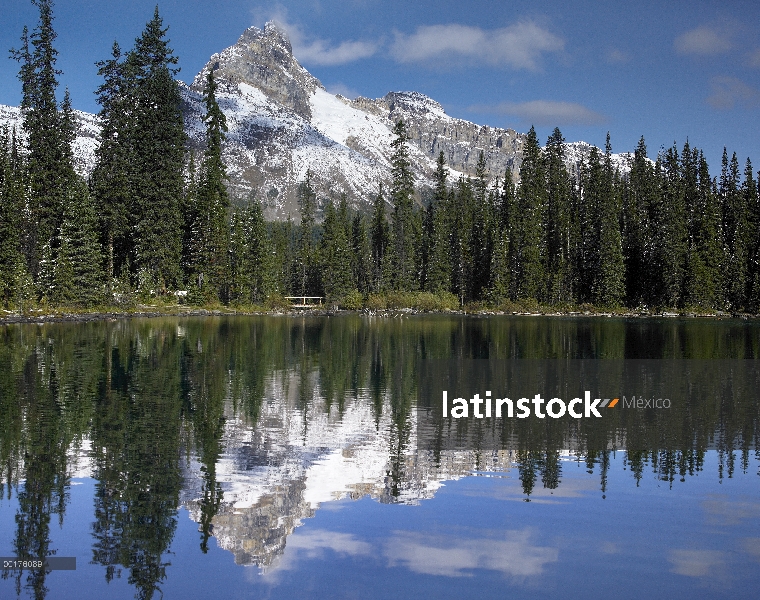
[370,186,389,292]
[293,172,320,296]
[622,137,654,307]
[516,126,546,300]
[320,198,353,302]
[0,128,31,308]
[92,7,185,291]
[747,163,760,310]
[11,0,77,280]
[426,152,452,294]
[471,151,495,300]
[351,213,373,295]
[52,181,104,307]
[131,33,185,290]
[544,128,573,303]
[450,177,474,304]
[388,120,418,290]
[190,69,230,301]
[721,151,749,310]
[593,134,625,306]
[91,41,132,285]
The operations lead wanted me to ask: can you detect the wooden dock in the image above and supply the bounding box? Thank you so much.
[285,296,324,309]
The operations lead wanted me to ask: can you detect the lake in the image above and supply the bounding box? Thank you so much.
[0,315,759,599]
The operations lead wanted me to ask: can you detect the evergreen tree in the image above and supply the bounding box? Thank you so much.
[451,177,474,304]
[622,137,658,307]
[658,143,688,307]
[684,151,721,308]
[747,162,760,310]
[370,185,389,292]
[544,128,573,303]
[388,120,417,290]
[245,198,272,304]
[193,68,230,301]
[130,7,185,291]
[426,152,452,293]
[91,41,135,285]
[53,181,104,307]
[593,133,625,306]
[721,150,748,309]
[0,128,29,308]
[516,126,546,300]
[320,199,353,302]
[351,213,373,295]
[471,151,494,300]
[11,0,76,281]
[294,172,318,296]
[499,167,519,300]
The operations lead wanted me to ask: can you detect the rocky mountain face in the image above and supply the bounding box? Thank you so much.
[1,21,633,221]
[180,21,531,219]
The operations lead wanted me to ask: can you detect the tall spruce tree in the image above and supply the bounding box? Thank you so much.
[370,185,389,292]
[593,133,625,306]
[351,213,373,295]
[53,180,104,307]
[516,126,546,300]
[388,120,417,290]
[721,150,748,309]
[622,137,655,306]
[544,128,573,303]
[0,127,31,308]
[11,0,76,282]
[747,161,760,310]
[658,143,688,307]
[426,152,452,294]
[320,199,353,302]
[471,151,494,300]
[294,171,318,296]
[193,68,229,301]
[91,41,134,285]
[451,178,474,304]
[130,7,185,291]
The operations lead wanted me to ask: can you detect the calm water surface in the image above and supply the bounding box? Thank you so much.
[0,315,758,599]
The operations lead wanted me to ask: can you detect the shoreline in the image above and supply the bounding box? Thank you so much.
[1,305,755,325]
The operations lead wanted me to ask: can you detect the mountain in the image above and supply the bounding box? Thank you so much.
[0,21,633,221]
[181,21,531,219]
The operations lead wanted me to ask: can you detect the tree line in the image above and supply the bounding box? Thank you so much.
[1,1,759,312]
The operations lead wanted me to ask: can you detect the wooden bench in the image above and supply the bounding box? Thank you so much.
[285,296,324,309]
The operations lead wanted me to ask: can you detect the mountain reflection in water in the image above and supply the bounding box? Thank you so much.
[0,315,758,600]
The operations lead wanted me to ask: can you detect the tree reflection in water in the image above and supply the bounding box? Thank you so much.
[0,315,757,598]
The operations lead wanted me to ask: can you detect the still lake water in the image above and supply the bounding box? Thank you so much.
[0,314,758,600]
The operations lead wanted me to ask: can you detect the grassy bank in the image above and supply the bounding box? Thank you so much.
[1,290,754,324]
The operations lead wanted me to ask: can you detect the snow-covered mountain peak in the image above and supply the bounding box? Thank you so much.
[191,19,323,121]
[382,91,448,120]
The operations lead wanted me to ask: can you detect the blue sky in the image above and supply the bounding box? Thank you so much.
[2,0,759,173]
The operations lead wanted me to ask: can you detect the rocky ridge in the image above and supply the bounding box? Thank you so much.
[1,21,634,220]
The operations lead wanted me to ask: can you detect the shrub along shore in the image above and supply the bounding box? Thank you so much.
[1,291,752,325]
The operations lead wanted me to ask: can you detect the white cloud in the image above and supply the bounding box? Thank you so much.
[390,21,564,70]
[262,529,372,581]
[259,8,378,66]
[674,26,732,55]
[287,529,372,558]
[384,529,558,578]
[470,100,607,126]
[293,37,378,66]
[706,76,760,110]
[669,549,725,577]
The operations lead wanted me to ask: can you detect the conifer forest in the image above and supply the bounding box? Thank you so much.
[2,2,760,314]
